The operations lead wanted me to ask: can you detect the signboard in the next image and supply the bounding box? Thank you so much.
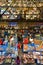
[9,22,17,26]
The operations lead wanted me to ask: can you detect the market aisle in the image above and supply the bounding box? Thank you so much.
[18,49,23,65]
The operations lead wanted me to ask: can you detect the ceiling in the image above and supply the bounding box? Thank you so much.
[0,0,43,20]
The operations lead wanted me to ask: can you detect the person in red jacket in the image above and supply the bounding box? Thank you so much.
[17,42,21,49]
[23,37,29,44]
[17,42,21,55]
[0,38,3,45]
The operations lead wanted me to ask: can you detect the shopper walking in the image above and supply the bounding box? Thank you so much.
[16,56,20,65]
